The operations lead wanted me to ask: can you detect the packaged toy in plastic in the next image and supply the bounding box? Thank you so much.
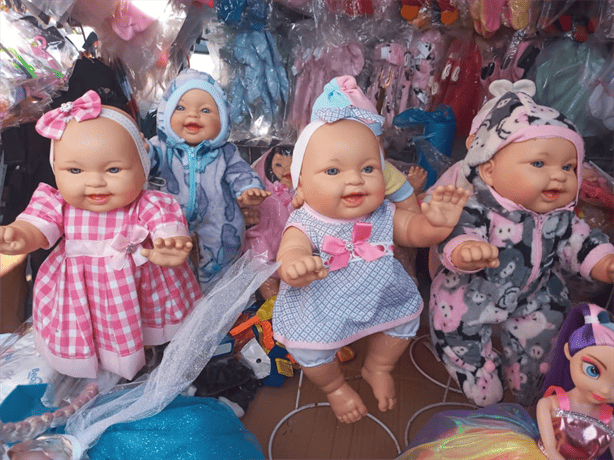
[0,9,78,129]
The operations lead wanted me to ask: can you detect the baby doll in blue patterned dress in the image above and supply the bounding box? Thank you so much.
[273,110,471,423]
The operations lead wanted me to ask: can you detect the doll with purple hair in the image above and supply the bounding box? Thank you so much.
[396,302,614,460]
[536,303,614,460]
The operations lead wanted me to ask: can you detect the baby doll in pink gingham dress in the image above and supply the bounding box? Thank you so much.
[0,90,202,380]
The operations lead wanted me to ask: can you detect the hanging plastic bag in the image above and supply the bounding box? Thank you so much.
[393,105,455,188]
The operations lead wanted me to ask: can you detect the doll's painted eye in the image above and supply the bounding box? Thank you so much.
[531,161,544,168]
[201,108,211,114]
[175,105,185,112]
[69,168,82,174]
[562,164,574,172]
[108,167,121,174]
[582,361,600,378]
[325,168,339,175]
[362,166,374,173]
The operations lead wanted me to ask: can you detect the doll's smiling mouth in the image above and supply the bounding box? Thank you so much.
[592,393,606,402]
[88,194,111,204]
[542,189,561,200]
[185,123,202,132]
[342,193,365,205]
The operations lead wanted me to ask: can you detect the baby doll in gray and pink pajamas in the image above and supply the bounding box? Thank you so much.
[429,79,614,407]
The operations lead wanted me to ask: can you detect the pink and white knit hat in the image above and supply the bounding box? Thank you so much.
[463,79,584,177]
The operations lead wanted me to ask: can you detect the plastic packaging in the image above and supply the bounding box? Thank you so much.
[286,17,365,133]
[0,9,78,129]
[533,37,610,137]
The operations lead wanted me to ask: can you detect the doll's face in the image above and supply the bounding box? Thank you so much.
[53,115,146,212]
[170,89,221,146]
[565,344,614,405]
[271,152,292,189]
[478,137,578,213]
[296,119,385,220]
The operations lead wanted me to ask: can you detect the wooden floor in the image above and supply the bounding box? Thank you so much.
[241,310,514,460]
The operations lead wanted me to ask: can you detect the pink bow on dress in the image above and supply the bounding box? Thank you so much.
[321,222,385,271]
[108,226,150,270]
[272,182,293,207]
[35,90,102,140]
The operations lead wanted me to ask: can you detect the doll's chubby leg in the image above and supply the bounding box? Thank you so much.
[301,360,368,423]
[361,332,411,412]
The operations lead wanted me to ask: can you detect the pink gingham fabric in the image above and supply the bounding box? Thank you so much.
[18,183,202,379]
[35,90,102,140]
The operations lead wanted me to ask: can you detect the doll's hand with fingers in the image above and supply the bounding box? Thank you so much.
[420,185,471,228]
[451,240,500,271]
[0,226,29,254]
[280,255,328,288]
[141,236,193,267]
[237,188,270,207]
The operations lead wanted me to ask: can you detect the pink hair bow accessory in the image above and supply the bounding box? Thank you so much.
[35,90,102,140]
[108,226,150,270]
[322,222,385,271]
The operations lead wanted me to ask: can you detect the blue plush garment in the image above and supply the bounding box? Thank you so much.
[87,396,264,460]
[148,69,265,293]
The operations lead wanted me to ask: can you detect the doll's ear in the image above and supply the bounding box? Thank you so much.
[478,160,496,187]
[295,178,304,198]
[563,343,572,361]
[465,134,475,149]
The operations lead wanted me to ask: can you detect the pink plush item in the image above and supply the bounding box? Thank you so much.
[111,0,157,41]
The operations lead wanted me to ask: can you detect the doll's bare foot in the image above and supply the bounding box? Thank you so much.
[407,165,428,193]
[361,366,397,412]
[325,382,368,423]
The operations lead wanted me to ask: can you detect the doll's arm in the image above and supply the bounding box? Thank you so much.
[237,188,271,206]
[140,236,193,267]
[450,240,500,271]
[536,396,566,460]
[0,221,49,255]
[277,226,327,288]
[589,253,614,283]
[393,185,470,247]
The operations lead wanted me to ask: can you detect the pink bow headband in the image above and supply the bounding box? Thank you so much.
[35,90,150,177]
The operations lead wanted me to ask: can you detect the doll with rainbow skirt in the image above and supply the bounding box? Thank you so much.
[273,108,471,423]
[397,302,614,460]
[0,90,202,381]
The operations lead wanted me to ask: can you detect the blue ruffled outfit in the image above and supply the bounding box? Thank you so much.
[148,70,265,293]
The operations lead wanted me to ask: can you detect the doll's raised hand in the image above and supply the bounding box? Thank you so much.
[420,185,471,228]
[140,236,193,267]
[237,188,270,207]
[451,240,500,271]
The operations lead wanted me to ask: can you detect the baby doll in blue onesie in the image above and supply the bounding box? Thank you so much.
[429,79,614,408]
[148,69,268,292]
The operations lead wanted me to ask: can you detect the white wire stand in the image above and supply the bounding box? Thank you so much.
[267,369,402,460]
[403,334,478,448]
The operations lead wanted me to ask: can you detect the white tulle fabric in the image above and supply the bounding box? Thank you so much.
[62,251,278,457]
